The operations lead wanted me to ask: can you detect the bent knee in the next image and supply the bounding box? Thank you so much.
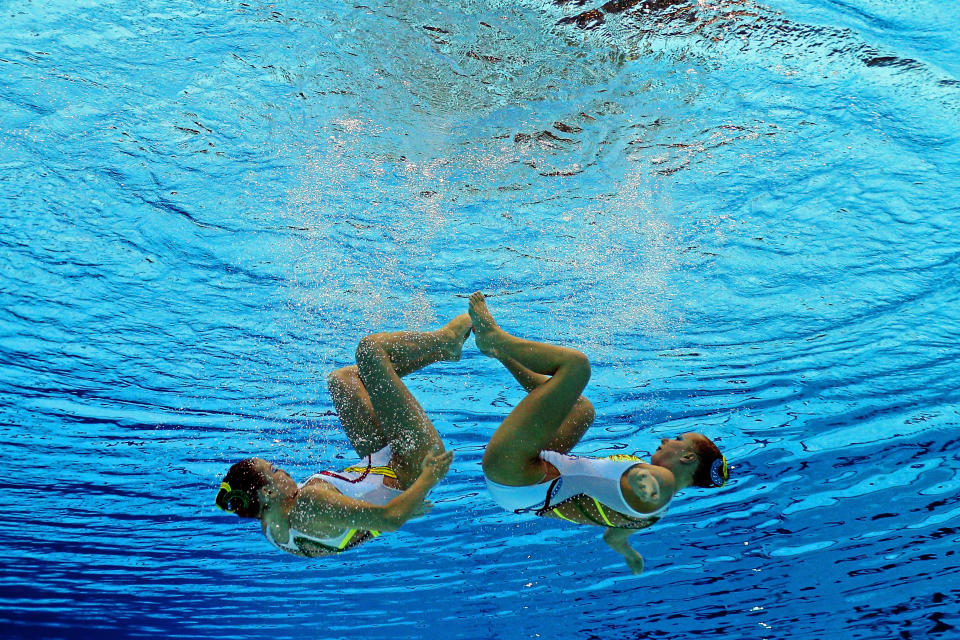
[571,350,591,373]
[576,396,596,424]
[327,366,359,394]
[566,350,592,385]
[354,335,386,366]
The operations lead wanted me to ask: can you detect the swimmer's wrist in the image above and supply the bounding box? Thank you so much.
[386,480,432,525]
[415,469,439,486]
[411,473,439,494]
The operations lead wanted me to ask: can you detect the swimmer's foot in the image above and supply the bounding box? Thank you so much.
[440,314,473,362]
[468,292,506,359]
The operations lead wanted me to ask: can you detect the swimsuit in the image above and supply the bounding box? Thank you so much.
[485,451,670,527]
[265,445,403,555]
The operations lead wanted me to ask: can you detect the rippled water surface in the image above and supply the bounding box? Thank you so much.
[3,0,959,638]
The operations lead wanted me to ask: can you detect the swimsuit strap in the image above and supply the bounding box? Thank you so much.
[284,528,383,555]
[342,529,381,550]
[332,528,382,551]
[342,464,397,479]
[512,478,563,515]
[318,455,400,483]
[319,454,374,483]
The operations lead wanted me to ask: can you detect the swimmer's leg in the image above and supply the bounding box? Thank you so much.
[469,292,591,486]
[496,356,595,454]
[343,314,471,486]
[327,367,386,456]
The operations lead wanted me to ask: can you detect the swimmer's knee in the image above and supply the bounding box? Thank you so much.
[566,350,592,385]
[571,350,590,371]
[355,335,386,366]
[327,366,359,395]
[575,395,596,424]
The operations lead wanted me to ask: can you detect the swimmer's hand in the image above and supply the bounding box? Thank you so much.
[419,448,454,485]
[603,528,645,576]
[380,450,450,528]
[411,500,434,518]
[623,549,645,575]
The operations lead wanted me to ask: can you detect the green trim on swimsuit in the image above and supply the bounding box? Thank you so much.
[573,499,607,526]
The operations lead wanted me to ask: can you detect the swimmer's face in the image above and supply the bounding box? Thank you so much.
[626,467,661,503]
[651,432,701,466]
[250,458,296,497]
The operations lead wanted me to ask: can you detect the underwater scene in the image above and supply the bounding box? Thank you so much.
[2,0,959,638]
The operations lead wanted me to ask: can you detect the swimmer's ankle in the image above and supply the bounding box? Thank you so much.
[439,314,472,361]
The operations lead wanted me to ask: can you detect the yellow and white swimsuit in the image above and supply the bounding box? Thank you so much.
[265,445,402,554]
[485,451,669,525]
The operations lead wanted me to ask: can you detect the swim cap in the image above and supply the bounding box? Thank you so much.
[709,456,729,488]
[215,481,252,513]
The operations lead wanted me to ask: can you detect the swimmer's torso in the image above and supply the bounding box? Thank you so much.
[487,452,673,529]
[263,451,404,557]
[544,453,671,529]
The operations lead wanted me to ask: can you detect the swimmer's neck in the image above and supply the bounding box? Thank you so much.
[647,460,694,491]
[259,485,298,528]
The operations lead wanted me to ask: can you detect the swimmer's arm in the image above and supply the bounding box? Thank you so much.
[293,482,430,532]
[603,528,644,575]
[624,464,675,512]
[292,449,453,532]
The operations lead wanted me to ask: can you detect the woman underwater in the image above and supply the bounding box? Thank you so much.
[469,292,728,574]
[215,315,471,557]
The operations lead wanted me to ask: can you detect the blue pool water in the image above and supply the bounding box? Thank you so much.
[2,0,959,638]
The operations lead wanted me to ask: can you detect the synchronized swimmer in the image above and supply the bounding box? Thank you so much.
[469,292,727,573]
[216,316,470,556]
[216,293,728,572]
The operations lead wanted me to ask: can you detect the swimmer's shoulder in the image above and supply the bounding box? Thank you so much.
[641,462,676,487]
[610,456,676,494]
[300,474,339,491]
[280,477,346,523]
[624,463,677,513]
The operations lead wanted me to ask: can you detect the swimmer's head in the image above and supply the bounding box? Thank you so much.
[692,435,728,488]
[652,432,728,489]
[215,458,273,518]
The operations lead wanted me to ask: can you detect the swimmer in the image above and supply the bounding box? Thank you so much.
[469,292,728,574]
[215,315,471,557]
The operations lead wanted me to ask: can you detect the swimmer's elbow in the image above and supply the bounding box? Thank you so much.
[379,521,402,533]
[378,506,404,532]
